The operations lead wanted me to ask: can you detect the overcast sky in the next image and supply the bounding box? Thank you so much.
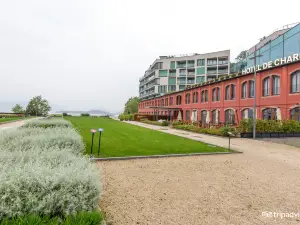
[0,0,299,112]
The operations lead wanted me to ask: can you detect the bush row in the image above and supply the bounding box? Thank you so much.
[22,118,72,128]
[118,114,134,121]
[139,119,170,126]
[0,119,101,222]
[173,124,237,137]
[238,119,300,133]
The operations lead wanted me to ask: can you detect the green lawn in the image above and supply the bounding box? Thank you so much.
[0,117,27,123]
[66,117,229,157]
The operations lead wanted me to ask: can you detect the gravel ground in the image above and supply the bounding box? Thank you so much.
[262,137,300,148]
[98,122,300,225]
[98,153,300,225]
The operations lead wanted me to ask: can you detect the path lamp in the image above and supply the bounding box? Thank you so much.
[90,129,97,156]
[97,128,104,156]
[227,132,235,151]
[248,47,262,139]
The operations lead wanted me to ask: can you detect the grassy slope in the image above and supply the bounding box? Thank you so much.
[0,117,26,123]
[66,116,228,157]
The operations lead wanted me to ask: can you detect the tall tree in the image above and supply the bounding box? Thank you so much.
[124,97,140,114]
[12,104,24,113]
[235,50,248,61]
[26,95,51,116]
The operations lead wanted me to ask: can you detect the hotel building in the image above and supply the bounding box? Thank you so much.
[138,23,300,123]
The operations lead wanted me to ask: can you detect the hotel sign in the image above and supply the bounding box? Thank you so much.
[242,53,300,75]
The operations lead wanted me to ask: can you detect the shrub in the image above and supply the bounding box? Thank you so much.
[23,118,72,128]
[118,114,125,121]
[171,121,184,126]
[161,120,170,126]
[80,113,90,117]
[0,127,84,155]
[140,119,162,126]
[219,126,237,136]
[62,113,69,116]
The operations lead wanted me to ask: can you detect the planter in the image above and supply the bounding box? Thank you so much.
[261,133,271,138]
[240,132,253,138]
[278,133,286,138]
[293,132,300,137]
[270,132,279,138]
[256,133,263,138]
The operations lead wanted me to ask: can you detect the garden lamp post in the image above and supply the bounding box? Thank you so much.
[248,46,262,139]
[227,132,235,151]
[90,129,97,156]
[97,128,104,156]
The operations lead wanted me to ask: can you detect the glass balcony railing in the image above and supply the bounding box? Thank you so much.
[187,80,195,84]
[177,64,186,68]
[218,70,228,74]
[207,70,217,75]
[178,80,186,84]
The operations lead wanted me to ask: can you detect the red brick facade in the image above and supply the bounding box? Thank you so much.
[138,62,300,123]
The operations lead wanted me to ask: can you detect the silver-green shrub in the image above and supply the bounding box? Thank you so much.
[0,127,84,154]
[22,118,72,128]
[0,147,101,219]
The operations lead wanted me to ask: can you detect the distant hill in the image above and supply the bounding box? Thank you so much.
[56,109,112,115]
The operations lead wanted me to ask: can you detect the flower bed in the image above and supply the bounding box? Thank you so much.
[0,119,102,223]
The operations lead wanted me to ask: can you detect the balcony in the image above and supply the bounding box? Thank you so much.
[177,79,186,84]
[177,61,186,68]
[207,70,217,75]
[218,70,228,75]
[187,79,195,84]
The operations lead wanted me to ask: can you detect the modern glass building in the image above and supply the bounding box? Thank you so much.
[139,50,230,100]
[232,23,300,73]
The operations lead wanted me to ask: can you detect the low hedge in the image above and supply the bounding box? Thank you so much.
[23,118,72,128]
[140,119,163,126]
[173,124,237,137]
[238,119,300,133]
[118,114,134,121]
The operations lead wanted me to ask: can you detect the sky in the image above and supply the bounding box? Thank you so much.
[0,0,299,113]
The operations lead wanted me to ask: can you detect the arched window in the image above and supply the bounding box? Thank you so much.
[185,93,191,104]
[161,99,164,107]
[249,80,255,98]
[176,95,182,105]
[192,92,198,103]
[241,82,247,99]
[201,110,207,124]
[165,98,168,106]
[263,77,270,96]
[225,84,235,100]
[291,71,300,93]
[185,110,190,121]
[212,109,220,124]
[291,107,300,121]
[225,109,235,124]
[212,87,220,102]
[262,108,277,120]
[272,75,280,95]
[169,97,173,105]
[201,90,208,102]
[241,108,253,119]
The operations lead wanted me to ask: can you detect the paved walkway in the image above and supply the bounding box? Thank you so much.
[0,120,26,131]
[98,121,300,225]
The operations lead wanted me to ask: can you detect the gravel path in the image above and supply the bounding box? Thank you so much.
[0,120,27,130]
[98,122,300,225]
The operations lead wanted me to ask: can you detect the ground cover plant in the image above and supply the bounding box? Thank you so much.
[66,116,229,157]
[22,118,72,128]
[0,118,102,224]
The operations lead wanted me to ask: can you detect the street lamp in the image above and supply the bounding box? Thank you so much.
[248,46,262,139]
[90,129,97,156]
[97,128,104,156]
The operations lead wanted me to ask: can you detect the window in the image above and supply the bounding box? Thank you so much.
[185,93,191,104]
[168,85,176,92]
[197,59,205,66]
[241,82,247,99]
[225,109,235,124]
[158,85,167,93]
[272,76,280,95]
[170,97,173,105]
[241,108,253,119]
[262,108,277,120]
[201,90,208,103]
[165,98,168,106]
[212,110,220,125]
[176,95,182,105]
[207,59,217,65]
[192,92,198,103]
[212,87,220,102]
[249,80,255,98]
[291,107,300,121]
[170,61,176,69]
[201,110,207,124]
[161,99,164,106]
[186,110,190,121]
[263,77,270,96]
[291,71,300,93]
[159,70,168,77]
[225,84,235,100]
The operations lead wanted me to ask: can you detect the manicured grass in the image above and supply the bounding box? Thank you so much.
[0,211,103,225]
[0,117,33,123]
[66,117,229,157]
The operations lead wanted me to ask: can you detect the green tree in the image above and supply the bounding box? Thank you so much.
[12,104,24,113]
[124,97,140,114]
[26,95,51,116]
[235,50,248,61]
